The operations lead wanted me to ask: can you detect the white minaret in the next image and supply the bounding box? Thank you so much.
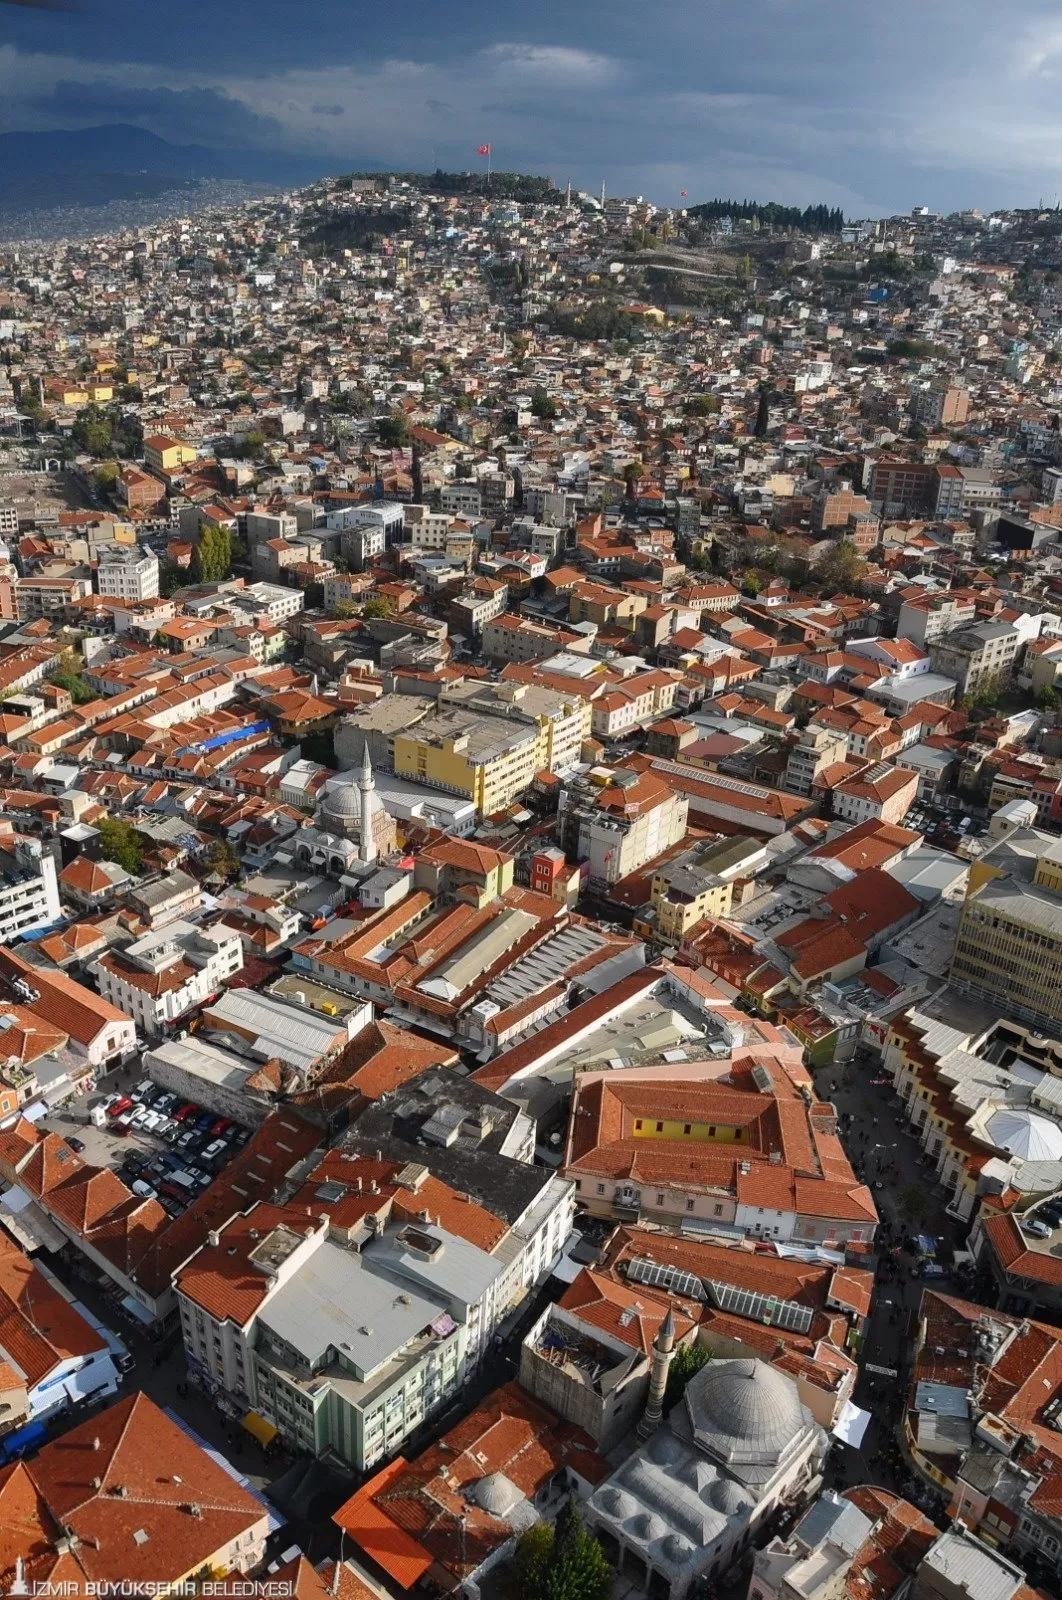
[358,742,377,864]
[637,1306,677,1440]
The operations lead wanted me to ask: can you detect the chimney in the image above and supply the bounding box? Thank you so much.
[208,1230,220,1248]
[92,1437,100,1451]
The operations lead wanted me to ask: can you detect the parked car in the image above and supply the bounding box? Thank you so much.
[173,1103,198,1123]
[106,1097,133,1119]
[132,1079,154,1100]
[131,1180,157,1199]
[65,1136,85,1153]
[200,1139,227,1162]
[195,1112,215,1132]
[1024,1217,1054,1238]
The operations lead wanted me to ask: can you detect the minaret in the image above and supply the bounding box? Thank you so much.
[637,1306,677,1440]
[358,742,377,864]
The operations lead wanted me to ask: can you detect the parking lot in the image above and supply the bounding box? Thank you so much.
[42,1080,250,1221]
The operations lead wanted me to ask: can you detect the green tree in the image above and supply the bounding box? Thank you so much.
[741,572,762,597]
[72,405,112,457]
[378,409,410,446]
[96,816,144,875]
[195,522,232,583]
[47,649,96,705]
[203,839,240,880]
[683,394,720,417]
[93,463,119,493]
[531,386,558,421]
[361,597,393,619]
[900,1183,928,1225]
[665,1342,712,1409]
[815,539,867,594]
[511,1500,611,1600]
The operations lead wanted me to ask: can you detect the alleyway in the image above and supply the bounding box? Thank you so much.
[814,1048,968,1517]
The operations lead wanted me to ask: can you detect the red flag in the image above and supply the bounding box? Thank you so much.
[680,189,688,198]
[476,144,492,156]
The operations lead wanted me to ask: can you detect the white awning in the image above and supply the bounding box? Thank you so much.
[120,1294,156,1327]
[832,1399,872,1448]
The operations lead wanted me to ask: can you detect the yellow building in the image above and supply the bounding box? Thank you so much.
[952,832,1062,1033]
[644,865,733,945]
[144,434,197,474]
[568,581,647,632]
[44,377,115,406]
[441,680,592,776]
[394,710,545,814]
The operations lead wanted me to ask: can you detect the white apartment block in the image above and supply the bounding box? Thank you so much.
[93,919,244,1036]
[0,837,62,942]
[236,581,304,623]
[96,544,160,601]
[246,509,298,547]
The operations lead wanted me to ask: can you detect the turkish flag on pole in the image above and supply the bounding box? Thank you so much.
[477,144,492,156]
[680,190,688,197]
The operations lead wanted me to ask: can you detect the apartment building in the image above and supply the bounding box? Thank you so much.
[809,485,872,533]
[95,542,160,601]
[0,832,61,942]
[403,503,452,549]
[929,620,1019,698]
[557,767,689,889]
[143,434,197,474]
[910,382,970,429]
[482,613,572,664]
[235,579,305,623]
[637,844,737,945]
[896,590,978,648]
[868,459,964,519]
[785,725,850,796]
[245,508,298,547]
[950,833,1062,1032]
[442,678,592,774]
[832,763,919,826]
[176,1145,570,1473]
[393,710,544,814]
[440,481,482,518]
[93,919,244,1036]
[15,573,93,621]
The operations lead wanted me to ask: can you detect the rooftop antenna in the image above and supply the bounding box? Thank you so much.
[565,177,572,209]
[600,178,606,207]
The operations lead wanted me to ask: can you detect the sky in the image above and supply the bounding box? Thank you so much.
[4,0,1062,216]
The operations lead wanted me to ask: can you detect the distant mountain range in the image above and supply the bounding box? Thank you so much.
[0,124,344,213]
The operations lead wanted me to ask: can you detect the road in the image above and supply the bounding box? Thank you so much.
[814,1049,966,1521]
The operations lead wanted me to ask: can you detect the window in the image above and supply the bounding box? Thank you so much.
[597,1183,605,1195]
[657,1192,666,1206]
[656,1121,664,1132]
[687,1199,696,1212]
[683,1124,691,1135]
[708,1125,717,1136]
[714,1204,724,1217]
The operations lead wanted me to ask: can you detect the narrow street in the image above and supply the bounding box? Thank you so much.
[813,1049,966,1517]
